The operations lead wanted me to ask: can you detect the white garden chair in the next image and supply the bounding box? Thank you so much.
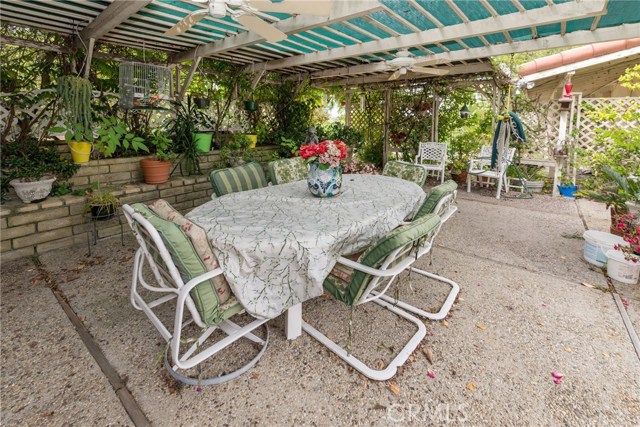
[123,203,269,386]
[466,145,516,199]
[302,213,460,381]
[415,142,447,184]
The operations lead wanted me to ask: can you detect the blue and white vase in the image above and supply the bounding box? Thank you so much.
[307,162,342,197]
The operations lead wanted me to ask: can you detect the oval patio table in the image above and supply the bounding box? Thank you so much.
[187,174,425,338]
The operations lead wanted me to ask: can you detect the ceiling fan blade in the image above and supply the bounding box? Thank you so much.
[412,66,449,76]
[249,1,332,15]
[164,10,208,36]
[235,13,287,42]
[413,58,446,67]
[388,70,401,81]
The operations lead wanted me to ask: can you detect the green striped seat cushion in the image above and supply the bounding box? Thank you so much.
[324,213,442,306]
[382,161,428,187]
[131,203,242,326]
[413,180,458,220]
[268,157,308,185]
[210,162,268,197]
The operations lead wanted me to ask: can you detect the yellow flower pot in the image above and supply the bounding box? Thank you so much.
[68,141,92,164]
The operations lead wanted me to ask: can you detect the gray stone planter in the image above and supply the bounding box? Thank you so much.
[10,176,56,203]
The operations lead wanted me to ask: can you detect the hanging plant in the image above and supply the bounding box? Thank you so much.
[57,75,93,135]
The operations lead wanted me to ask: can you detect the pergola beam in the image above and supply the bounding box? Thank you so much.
[169,1,383,63]
[311,63,494,87]
[246,0,607,72]
[304,23,639,82]
[78,0,152,45]
[425,24,640,67]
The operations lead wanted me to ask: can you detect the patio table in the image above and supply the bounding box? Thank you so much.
[186,174,425,338]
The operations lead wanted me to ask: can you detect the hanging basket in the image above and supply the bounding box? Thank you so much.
[244,100,258,111]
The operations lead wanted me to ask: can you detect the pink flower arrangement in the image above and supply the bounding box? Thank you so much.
[299,140,347,169]
[614,213,640,262]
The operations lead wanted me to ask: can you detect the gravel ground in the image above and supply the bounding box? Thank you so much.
[2,189,639,426]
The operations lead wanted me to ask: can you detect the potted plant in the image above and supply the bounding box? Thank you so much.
[94,116,149,158]
[168,100,202,176]
[448,128,484,185]
[577,166,640,234]
[140,129,175,185]
[84,186,120,220]
[220,133,253,167]
[56,75,93,163]
[557,168,577,198]
[2,138,79,203]
[50,121,95,163]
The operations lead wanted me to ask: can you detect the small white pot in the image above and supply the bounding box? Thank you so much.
[605,249,640,285]
[10,176,56,203]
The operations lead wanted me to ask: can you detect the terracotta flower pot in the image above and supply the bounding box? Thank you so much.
[451,171,468,185]
[140,158,171,185]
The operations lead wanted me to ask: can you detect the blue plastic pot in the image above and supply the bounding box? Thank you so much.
[557,185,578,198]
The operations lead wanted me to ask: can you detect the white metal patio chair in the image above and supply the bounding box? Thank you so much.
[415,142,447,184]
[466,145,516,199]
[123,203,269,386]
[302,213,459,381]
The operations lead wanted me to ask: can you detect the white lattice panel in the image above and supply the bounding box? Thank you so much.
[577,97,640,152]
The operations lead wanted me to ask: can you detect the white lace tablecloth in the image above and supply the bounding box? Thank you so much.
[186,174,425,319]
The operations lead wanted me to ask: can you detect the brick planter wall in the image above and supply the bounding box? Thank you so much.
[1,146,277,261]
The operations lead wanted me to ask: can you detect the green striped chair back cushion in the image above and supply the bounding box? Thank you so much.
[324,213,442,305]
[268,157,308,185]
[413,180,458,220]
[130,203,242,326]
[382,161,428,187]
[210,162,268,197]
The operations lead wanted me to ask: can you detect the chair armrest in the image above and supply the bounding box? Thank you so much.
[335,255,414,278]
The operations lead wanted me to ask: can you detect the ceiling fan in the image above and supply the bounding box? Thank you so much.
[164,0,332,42]
[386,50,449,81]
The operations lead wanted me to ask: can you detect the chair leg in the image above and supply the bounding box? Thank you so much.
[466,172,472,193]
[376,267,459,320]
[166,319,270,386]
[302,299,426,381]
[496,173,503,199]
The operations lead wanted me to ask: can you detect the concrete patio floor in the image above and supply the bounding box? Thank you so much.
[2,187,639,426]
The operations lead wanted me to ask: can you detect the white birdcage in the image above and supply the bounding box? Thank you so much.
[119,62,172,109]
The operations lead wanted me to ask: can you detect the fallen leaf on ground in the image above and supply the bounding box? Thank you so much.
[560,256,566,260]
[551,372,564,379]
[581,282,595,288]
[423,348,434,364]
[250,372,260,379]
[441,320,448,327]
[466,382,476,391]
[427,370,436,379]
[476,323,487,330]
[389,383,401,396]
[564,347,573,353]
